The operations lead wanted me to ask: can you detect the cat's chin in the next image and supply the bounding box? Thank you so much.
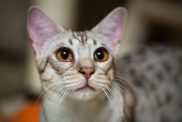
[69,89,101,101]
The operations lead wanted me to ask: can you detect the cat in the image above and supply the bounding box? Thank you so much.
[27,6,127,122]
[117,45,182,122]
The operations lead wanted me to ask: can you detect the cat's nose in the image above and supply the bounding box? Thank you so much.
[79,68,95,79]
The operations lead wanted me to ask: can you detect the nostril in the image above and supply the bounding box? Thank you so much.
[80,70,85,75]
[79,68,95,79]
[90,70,95,75]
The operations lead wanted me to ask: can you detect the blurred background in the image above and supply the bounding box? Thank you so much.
[0,0,181,121]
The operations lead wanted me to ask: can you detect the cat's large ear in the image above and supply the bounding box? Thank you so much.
[92,7,127,54]
[27,7,63,54]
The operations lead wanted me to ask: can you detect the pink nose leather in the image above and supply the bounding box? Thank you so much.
[79,68,95,79]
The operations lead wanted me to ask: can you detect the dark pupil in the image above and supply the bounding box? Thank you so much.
[61,49,69,59]
[96,51,104,60]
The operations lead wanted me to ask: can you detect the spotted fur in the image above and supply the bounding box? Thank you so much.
[118,45,182,122]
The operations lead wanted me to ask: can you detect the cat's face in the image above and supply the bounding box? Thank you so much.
[27,7,126,101]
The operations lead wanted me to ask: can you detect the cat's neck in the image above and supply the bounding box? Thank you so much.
[41,94,112,122]
[40,86,124,122]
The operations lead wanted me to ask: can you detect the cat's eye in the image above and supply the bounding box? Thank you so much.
[94,47,109,62]
[56,47,74,62]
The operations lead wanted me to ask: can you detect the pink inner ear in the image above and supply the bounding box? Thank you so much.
[92,7,127,47]
[112,22,124,46]
[27,7,60,53]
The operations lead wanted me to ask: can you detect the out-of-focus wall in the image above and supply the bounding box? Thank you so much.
[0,0,29,97]
[120,0,182,55]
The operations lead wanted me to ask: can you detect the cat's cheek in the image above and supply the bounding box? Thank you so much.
[96,58,113,72]
[59,62,74,70]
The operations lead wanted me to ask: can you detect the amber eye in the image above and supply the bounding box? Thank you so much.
[94,47,109,62]
[56,47,74,62]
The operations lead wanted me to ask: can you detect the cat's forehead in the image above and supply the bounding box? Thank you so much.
[72,32,88,45]
[70,31,110,47]
[52,31,112,52]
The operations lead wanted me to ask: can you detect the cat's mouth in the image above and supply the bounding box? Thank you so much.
[76,84,95,92]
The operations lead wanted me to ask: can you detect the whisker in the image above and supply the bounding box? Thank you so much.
[56,88,70,114]
[113,76,130,89]
[55,87,67,114]
[102,88,120,121]
[34,81,66,102]
[110,84,127,122]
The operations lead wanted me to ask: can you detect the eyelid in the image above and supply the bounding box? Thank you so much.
[94,47,108,53]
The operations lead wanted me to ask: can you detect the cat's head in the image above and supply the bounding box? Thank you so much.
[27,7,127,101]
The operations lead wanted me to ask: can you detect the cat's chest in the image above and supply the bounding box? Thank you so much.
[41,98,114,122]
